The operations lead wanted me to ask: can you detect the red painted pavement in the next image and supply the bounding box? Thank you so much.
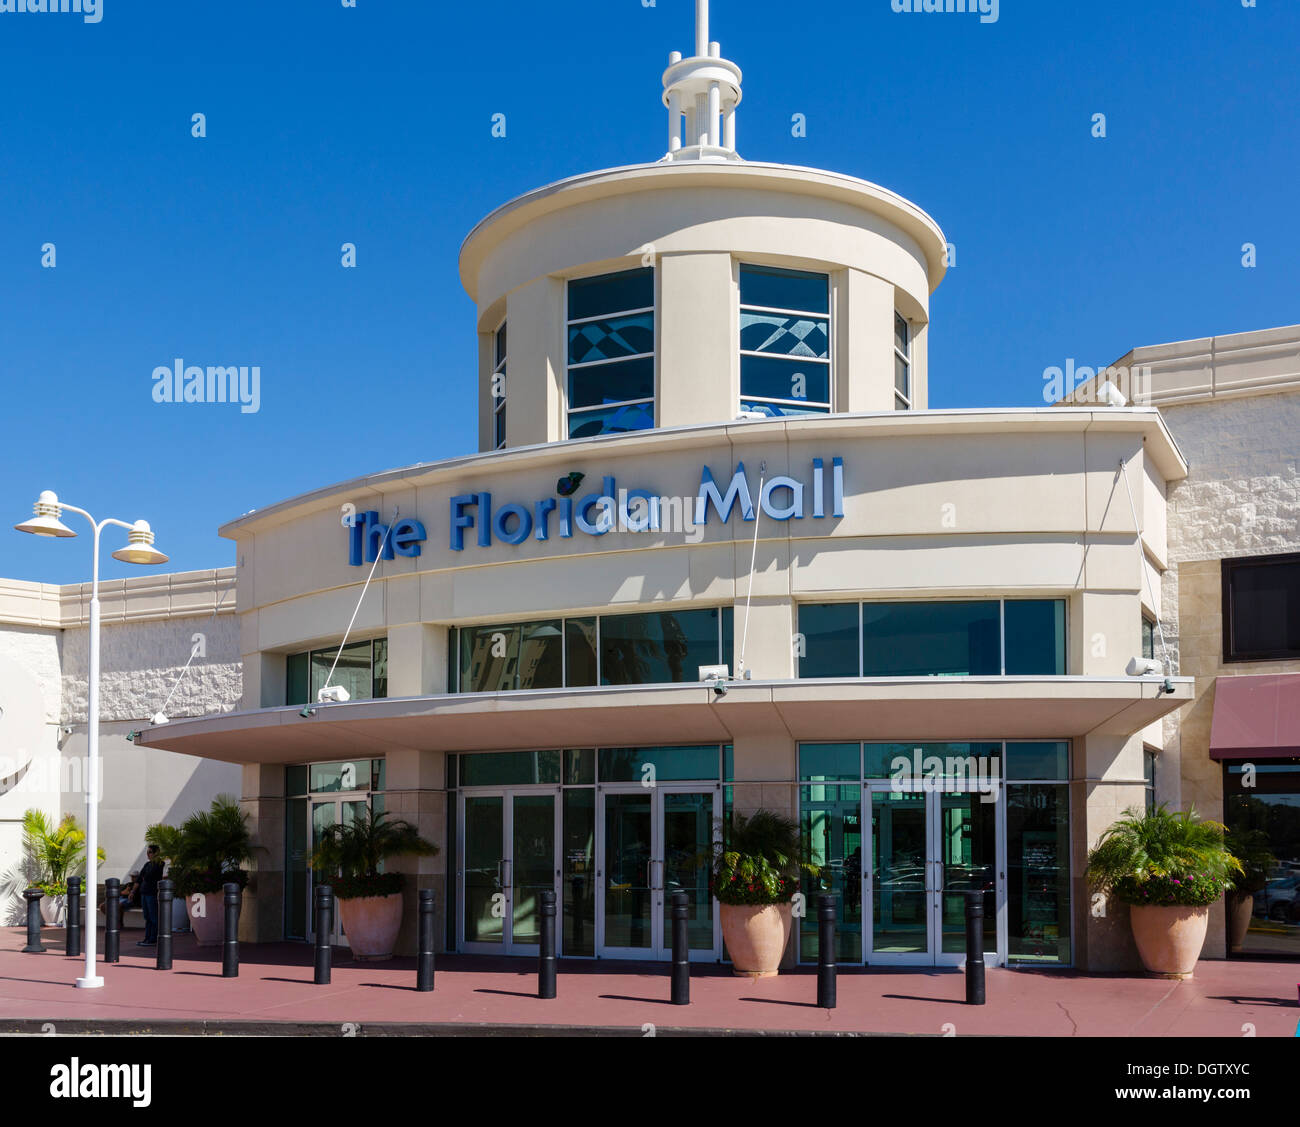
[2,926,1297,1036]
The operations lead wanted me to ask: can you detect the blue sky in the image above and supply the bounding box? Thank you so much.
[1,0,1295,584]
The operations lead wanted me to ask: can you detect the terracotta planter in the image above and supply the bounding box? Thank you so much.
[1129,903,1210,978]
[337,893,404,960]
[720,902,793,977]
[39,894,66,927]
[186,891,227,946]
[1227,891,1255,953]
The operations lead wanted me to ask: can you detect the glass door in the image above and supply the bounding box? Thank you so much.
[868,784,1004,966]
[597,785,720,961]
[307,796,370,946]
[458,789,560,956]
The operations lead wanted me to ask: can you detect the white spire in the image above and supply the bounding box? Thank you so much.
[662,0,743,162]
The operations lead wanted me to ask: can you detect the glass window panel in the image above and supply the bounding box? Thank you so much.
[894,393,909,411]
[872,790,928,954]
[463,795,504,944]
[741,399,830,419]
[721,606,735,676]
[371,759,385,792]
[516,620,565,689]
[459,750,562,787]
[866,742,1003,782]
[568,312,654,365]
[457,621,563,692]
[568,356,654,411]
[495,323,507,367]
[308,760,372,793]
[562,789,596,956]
[1141,617,1155,661]
[1006,783,1072,964]
[446,753,457,790]
[740,312,829,359]
[862,601,1000,677]
[284,797,308,939]
[938,790,998,955]
[800,742,860,781]
[565,617,598,687]
[599,608,723,685]
[371,638,388,699]
[798,603,859,678]
[1004,599,1066,675]
[724,744,734,782]
[1224,555,1300,659]
[661,791,717,951]
[494,403,506,449]
[311,639,374,702]
[1005,741,1070,781]
[564,748,595,785]
[740,354,830,405]
[799,784,862,962]
[597,745,721,782]
[286,652,309,707]
[894,353,909,396]
[739,265,829,314]
[568,268,654,322]
[1224,763,1300,955]
[568,400,654,439]
[894,312,909,355]
[286,765,308,796]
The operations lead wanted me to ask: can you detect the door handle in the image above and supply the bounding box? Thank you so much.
[501,859,512,895]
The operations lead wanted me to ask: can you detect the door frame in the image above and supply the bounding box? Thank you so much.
[456,786,562,956]
[595,782,722,962]
[865,781,1006,968]
[306,793,374,948]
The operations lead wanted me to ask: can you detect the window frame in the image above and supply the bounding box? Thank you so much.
[565,268,656,440]
[893,311,912,411]
[285,636,388,706]
[1221,551,1300,662]
[492,320,507,450]
[738,264,832,417]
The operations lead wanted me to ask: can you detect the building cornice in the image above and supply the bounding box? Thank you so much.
[0,568,237,630]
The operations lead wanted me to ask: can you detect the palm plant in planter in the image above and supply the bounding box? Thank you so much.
[309,807,438,960]
[1086,804,1242,978]
[1223,829,1275,953]
[154,795,256,945]
[22,809,105,926]
[711,809,815,977]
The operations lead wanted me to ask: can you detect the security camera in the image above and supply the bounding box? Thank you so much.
[60,725,73,735]
[317,685,350,704]
[299,706,316,718]
[712,679,728,696]
[699,664,730,696]
[1126,657,1161,677]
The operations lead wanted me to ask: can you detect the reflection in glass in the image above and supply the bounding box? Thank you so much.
[939,792,997,955]
[604,792,652,950]
[1225,762,1300,957]
[459,750,561,787]
[464,796,504,945]
[800,784,862,962]
[798,604,859,678]
[862,602,1000,677]
[872,791,928,954]
[598,746,721,783]
[1004,600,1067,675]
[458,620,564,693]
[600,609,722,685]
[510,795,555,947]
[662,793,715,950]
[563,790,596,956]
[1006,784,1071,963]
[285,797,308,939]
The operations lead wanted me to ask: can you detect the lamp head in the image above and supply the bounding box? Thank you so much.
[111,520,169,565]
[317,684,351,704]
[14,491,76,538]
[150,712,169,726]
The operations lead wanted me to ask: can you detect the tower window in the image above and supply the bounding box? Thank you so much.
[566,268,655,440]
[894,312,912,411]
[492,321,507,450]
[739,265,830,418]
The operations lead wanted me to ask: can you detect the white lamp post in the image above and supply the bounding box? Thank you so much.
[14,490,168,989]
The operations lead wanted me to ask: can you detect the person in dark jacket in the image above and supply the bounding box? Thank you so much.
[136,845,165,946]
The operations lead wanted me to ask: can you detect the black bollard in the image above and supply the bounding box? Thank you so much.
[157,880,174,971]
[964,890,986,1006]
[538,888,557,999]
[22,889,44,953]
[66,877,82,958]
[314,885,333,985]
[416,889,436,992]
[670,890,690,1005]
[817,893,837,1009]
[222,883,240,978]
[104,878,121,963]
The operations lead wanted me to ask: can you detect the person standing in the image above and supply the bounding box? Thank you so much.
[136,844,165,947]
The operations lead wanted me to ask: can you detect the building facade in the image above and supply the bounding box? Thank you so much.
[130,6,1196,971]
[0,570,241,924]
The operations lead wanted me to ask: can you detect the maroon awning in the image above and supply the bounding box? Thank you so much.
[1209,673,1300,760]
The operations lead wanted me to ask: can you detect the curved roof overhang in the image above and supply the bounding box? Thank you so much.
[136,677,1193,766]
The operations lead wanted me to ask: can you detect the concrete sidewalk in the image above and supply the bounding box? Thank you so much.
[2,926,1297,1036]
